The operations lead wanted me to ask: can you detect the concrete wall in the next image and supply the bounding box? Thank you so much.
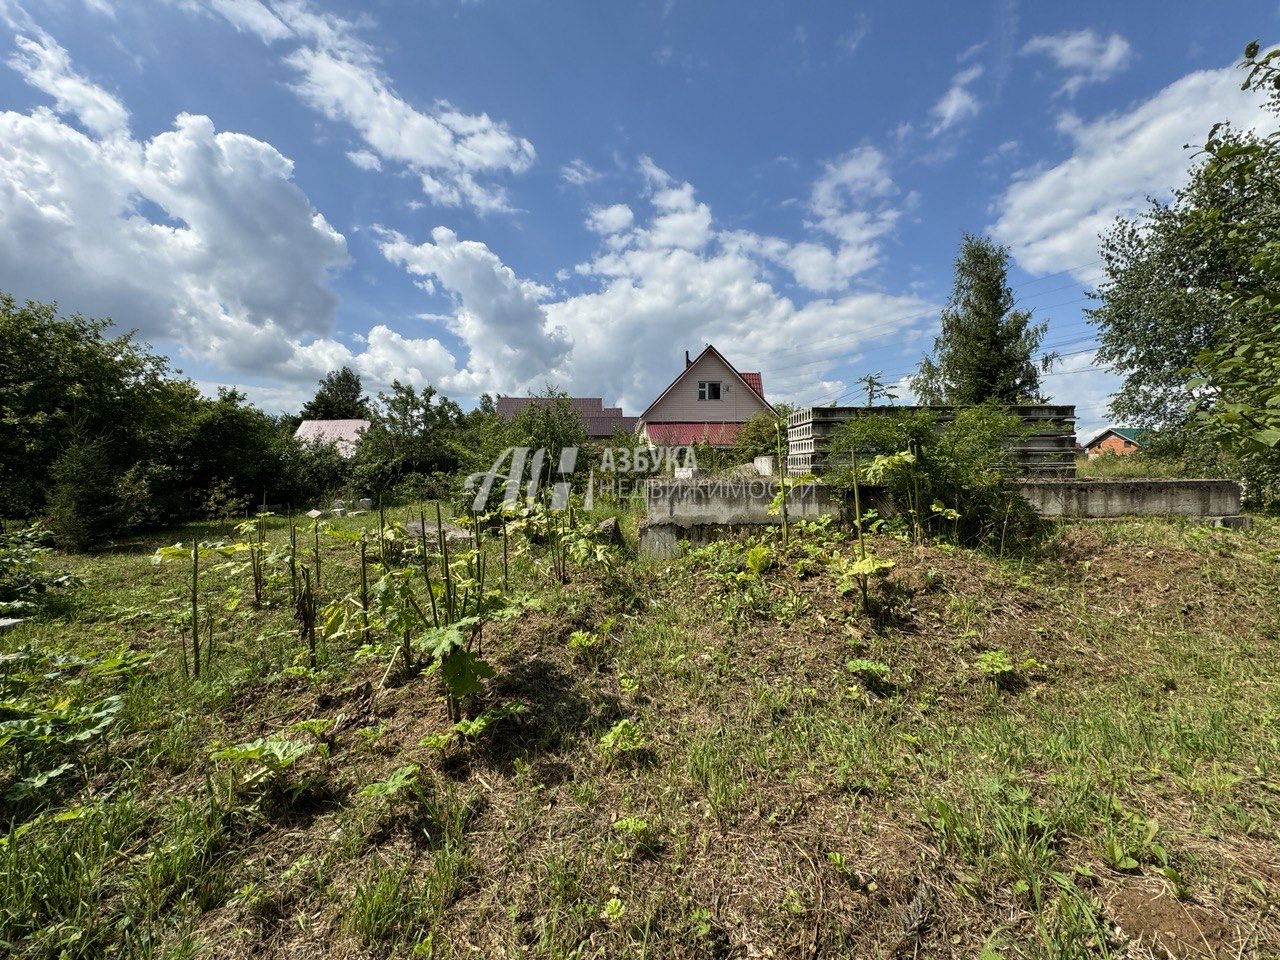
[1019,479,1242,518]
[644,478,875,524]
[638,478,891,559]
[638,477,1246,558]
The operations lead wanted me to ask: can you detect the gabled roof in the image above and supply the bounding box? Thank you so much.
[740,371,765,399]
[495,396,608,418]
[495,395,637,439]
[294,419,369,457]
[1084,427,1148,448]
[639,344,774,421]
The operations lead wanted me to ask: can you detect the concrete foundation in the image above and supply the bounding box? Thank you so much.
[638,477,1248,559]
[638,479,891,559]
[1019,479,1242,518]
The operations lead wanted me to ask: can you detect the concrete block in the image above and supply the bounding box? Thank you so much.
[404,520,472,550]
[1210,514,1253,530]
[1019,479,1243,519]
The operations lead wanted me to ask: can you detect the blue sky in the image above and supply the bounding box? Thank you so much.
[0,0,1275,438]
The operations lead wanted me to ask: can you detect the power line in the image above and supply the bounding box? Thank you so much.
[815,342,1105,408]
[776,295,1095,394]
[731,261,1102,372]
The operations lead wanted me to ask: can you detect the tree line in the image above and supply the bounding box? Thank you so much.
[0,296,580,546]
[0,295,783,548]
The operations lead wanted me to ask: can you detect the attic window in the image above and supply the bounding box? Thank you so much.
[698,381,721,401]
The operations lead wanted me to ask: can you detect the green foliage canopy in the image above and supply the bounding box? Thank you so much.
[299,366,370,421]
[914,234,1051,406]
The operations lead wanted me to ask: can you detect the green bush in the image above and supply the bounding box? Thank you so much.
[0,524,78,614]
[828,405,1041,550]
[45,440,127,549]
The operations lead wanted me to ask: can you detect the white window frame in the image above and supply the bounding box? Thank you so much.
[697,381,721,401]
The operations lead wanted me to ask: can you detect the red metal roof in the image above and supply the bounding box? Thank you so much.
[643,421,745,447]
[740,371,764,399]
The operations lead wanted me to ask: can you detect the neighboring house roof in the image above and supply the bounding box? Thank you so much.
[496,396,608,417]
[643,421,746,447]
[294,419,369,457]
[639,344,774,421]
[495,395,637,439]
[1084,427,1147,448]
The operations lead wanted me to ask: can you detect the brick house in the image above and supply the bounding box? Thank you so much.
[638,345,773,448]
[1084,427,1145,457]
[495,395,637,440]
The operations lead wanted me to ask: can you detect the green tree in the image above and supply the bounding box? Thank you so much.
[509,387,587,468]
[353,381,462,493]
[299,366,369,421]
[733,405,794,463]
[1192,43,1280,467]
[1086,42,1280,503]
[1088,136,1267,443]
[856,372,898,406]
[913,235,1052,405]
[0,292,353,532]
[0,293,196,519]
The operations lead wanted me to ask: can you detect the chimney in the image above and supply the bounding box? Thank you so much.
[685,350,691,368]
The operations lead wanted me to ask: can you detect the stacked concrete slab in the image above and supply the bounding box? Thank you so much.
[786,404,1077,477]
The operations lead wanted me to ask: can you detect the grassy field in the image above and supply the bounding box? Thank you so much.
[1075,454,1208,480]
[2,506,1278,959]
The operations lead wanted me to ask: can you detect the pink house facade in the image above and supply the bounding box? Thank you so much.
[638,345,773,448]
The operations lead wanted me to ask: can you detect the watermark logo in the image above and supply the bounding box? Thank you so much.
[465,446,698,512]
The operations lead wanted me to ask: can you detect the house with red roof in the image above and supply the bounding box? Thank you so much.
[638,345,773,448]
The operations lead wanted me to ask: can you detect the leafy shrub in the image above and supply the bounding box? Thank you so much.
[0,525,78,614]
[974,649,1015,680]
[360,763,421,801]
[598,719,645,763]
[828,406,1042,550]
[208,736,316,808]
[200,478,252,520]
[0,648,144,805]
[45,439,127,549]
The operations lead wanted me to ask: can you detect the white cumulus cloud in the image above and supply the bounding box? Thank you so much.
[379,158,935,409]
[0,21,490,403]
[378,226,569,391]
[930,64,983,135]
[184,0,535,213]
[1022,29,1131,97]
[991,61,1277,283]
[586,203,634,234]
